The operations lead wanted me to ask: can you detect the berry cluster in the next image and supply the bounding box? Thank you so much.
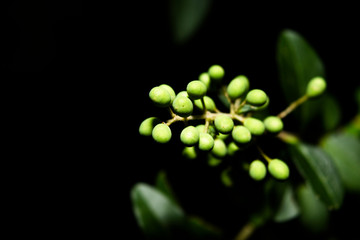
[139,65,326,181]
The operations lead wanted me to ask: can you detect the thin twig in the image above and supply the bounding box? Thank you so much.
[277,95,309,119]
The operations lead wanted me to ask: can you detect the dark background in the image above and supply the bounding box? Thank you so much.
[5,1,359,239]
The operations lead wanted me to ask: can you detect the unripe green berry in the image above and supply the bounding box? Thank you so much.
[182,146,197,159]
[198,132,214,151]
[187,80,207,100]
[199,72,211,89]
[214,115,234,134]
[227,142,240,156]
[196,124,216,138]
[208,65,225,81]
[208,154,222,167]
[180,126,199,146]
[211,139,227,158]
[306,77,327,98]
[268,159,290,180]
[194,96,216,112]
[244,117,265,136]
[172,95,193,117]
[246,89,268,106]
[152,123,172,144]
[249,160,267,181]
[232,125,252,144]
[149,86,172,107]
[176,91,189,98]
[227,75,249,100]
[159,84,176,103]
[263,116,284,134]
[139,117,161,136]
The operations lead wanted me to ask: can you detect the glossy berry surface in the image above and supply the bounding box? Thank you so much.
[306,77,327,98]
[208,65,225,81]
[211,139,227,158]
[214,115,234,134]
[187,80,207,100]
[180,126,200,146]
[264,116,284,133]
[139,117,160,136]
[246,89,267,106]
[232,125,252,144]
[268,159,290,180]
[172,95,193,117]
[149,86,172,107]
[249,160,267,181]
[152,123,172,144]
[227,75,249,100]
[198,133,214,151]
[244,117,265,136]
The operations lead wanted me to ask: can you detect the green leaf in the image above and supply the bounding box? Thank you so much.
[297,184,329,232]
[321,94,341,132]
[156,171,179,205]
[185,216,221,239]
[131,183,186,238]
[170,0,212,44]
[277,29,325,127]
[289,143,344,209]
[273,183,299,222]
[321,132,360,192]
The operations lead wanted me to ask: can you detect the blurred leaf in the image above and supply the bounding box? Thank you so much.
[277,29,325,127]
[156,170,179,205]
[289,143,344,209]
[321,132,360,192]
[321,94,341,132]
[131,183,186,239]
[297,184,329,232]
[343,115,360,138]
[273,183,299,222]
[185,216,222,239]
[170,0,212,44]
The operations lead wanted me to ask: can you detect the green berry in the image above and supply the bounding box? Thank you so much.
[246,89,267,106]
[196,124,216,138]
[208,65,225,81]
[264,116,284,134]
[208,154,222,167]
[172,95,193,117]
[149,86,172,107]
[227,142,240,156]
[249,160,267,181]
[211,139,227,158]
[176,91,189,98]
[214,115,234,134]
[198,133,214,151]
[139,117,161,136]
[194,96,216,112]
[152,123,172,144]
[187,80,207,100]
[180,126,199,146]
[306,77,327,98]
[159,84,176,102]
[182,146,197,159]
[227,75,249,100]
[199,72,211,89]
[268,159,290,180]
[244,117,265,136]
[232,125,252,144]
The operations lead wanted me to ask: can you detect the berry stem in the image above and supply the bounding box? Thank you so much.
[277,94,309,119]
[256,145,272,163]
[200,97,207,113]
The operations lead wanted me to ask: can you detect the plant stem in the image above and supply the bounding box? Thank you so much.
[256,145,272,163]
[234,222,257,240]
[277,94,309,119]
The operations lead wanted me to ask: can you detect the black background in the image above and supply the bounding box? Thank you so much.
[5,1,359,239]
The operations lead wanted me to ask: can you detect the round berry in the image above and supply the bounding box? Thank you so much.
[246,89,268,106]
[198,133,214,151]
[227,75,249,100]
[172,95,193,117]
[182,146,197,159]
[149,86,172,107]
[232,125,252,144]
[139,117,161,136]
[196,124,217,138]
[152,123,172,144]
[214,115,234,134]
[159,84,176,102]
[208,65,225,81]
[249,160,267,181]
[208,154,222,167]
[244,117,265,136]
[180,126,199,146]
[268,159,290,180]
[211,139,227,158]
[187,80,207,100]
[264,116,284,134]
[227,142,240,156]
[306,77,326,98]
[194,96,216,112]
[199,72,211,89]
